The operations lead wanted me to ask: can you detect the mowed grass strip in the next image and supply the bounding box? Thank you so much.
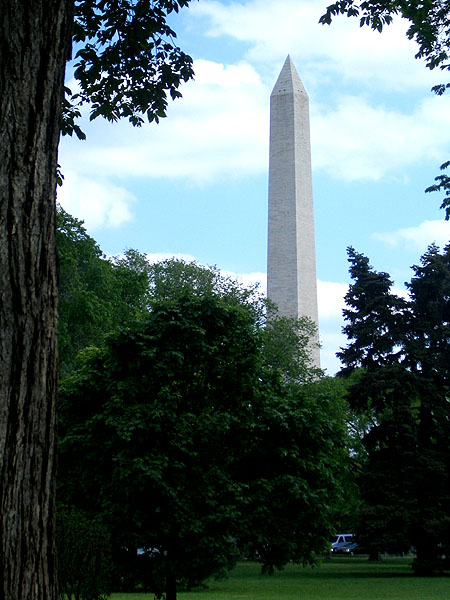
[111,557,450,600]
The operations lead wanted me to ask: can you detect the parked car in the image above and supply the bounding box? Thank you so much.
[137,547,160,557]
[331,533,355,547]
[330,533,360,555]
[331,541,359,555]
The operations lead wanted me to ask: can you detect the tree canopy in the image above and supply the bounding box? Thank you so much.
[57,207,151,374]
[57,259,348,599]
[63,0,194,138]
[338,245,450,572]
[57,206,324,384]
[321,0,450,77]
[56,207,266,372]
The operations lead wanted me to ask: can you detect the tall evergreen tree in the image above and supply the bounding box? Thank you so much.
[405,244,450,573]
[339,245,450,572]
[339,247,408,374]
[338,248,415,559]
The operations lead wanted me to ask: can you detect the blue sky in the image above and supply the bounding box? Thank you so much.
[58,0,450,374]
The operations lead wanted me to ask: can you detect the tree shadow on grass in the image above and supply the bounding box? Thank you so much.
[279,557,450,580]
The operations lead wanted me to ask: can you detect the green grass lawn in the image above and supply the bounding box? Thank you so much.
[111,557,450,600]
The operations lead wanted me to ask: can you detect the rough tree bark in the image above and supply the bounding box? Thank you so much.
[0,1,73,598]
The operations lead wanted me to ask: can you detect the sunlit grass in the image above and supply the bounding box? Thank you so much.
[111,556,450,600]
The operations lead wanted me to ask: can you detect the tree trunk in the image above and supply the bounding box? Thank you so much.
[368,550,382,561]
[0,1,73,598]
[165,555,177,600]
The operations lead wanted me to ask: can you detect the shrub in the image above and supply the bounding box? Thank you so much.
[57,505,112,600]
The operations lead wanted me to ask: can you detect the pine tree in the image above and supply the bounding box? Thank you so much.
[339,245,450,572]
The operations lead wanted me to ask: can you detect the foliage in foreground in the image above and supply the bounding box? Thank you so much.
[63,0,194,138]
[58,267,348,598]
[3,1,194,596]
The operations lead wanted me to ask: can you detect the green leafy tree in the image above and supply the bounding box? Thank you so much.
[56,506,112,600]
[65,0,193,137]
[261,315,322,384]
[110,248,153,313]
[320,0,450,217]
[56,220,347,594]
[144,258,264,311]
[57,207,116,374]
[57,234,267,375]
[57,209,150,374]
[304,374,364,535]
[1,2,193,596]
[320,0,450,77]
[58,289,347,599]
[339,245,450,572]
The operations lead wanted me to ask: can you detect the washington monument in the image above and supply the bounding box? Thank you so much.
[267,55,320,368]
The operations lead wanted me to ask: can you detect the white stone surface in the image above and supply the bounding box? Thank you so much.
[267,56,320,368]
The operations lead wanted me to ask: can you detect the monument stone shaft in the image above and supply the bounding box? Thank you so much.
[267,55,320,367]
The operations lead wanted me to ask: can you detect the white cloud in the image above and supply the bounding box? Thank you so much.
[57,171,135,230]
[316,280,348,374]
[320,329,346,375]
[189,0,439,92]
[58,0,450,195]
[317,280,348,319]
[372,219,450,250]
[145,252,198,264]
[221,270,267,294]
[312,95,450,181]
[59,55,450,192]
[59,60,268,185]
